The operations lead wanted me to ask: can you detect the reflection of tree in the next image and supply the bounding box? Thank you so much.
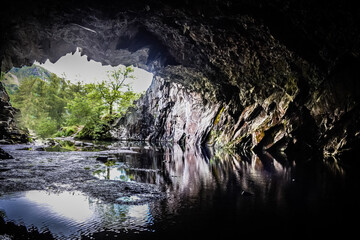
[93,169,106,179]
[88,198,128,228]
[93,165,136,181]
[96,141,294,220]
[89,199,151,231]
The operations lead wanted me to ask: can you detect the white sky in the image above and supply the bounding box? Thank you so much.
[34,48,153,93]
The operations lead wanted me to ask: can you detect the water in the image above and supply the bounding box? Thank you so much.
[0,142,359,239]
[0,191,153,239]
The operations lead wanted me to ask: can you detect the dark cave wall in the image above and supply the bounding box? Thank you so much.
[0,0,359,160]
[0,82,28,143]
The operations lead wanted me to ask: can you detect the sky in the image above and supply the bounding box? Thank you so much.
[34,48,153,93]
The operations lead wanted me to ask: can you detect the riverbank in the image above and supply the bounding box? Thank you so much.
[0,142,164,203]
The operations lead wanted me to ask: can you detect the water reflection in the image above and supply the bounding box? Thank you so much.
[91,142,355,232]
[1,141,356,239]
[93,167,134,181]
[93,143,294,201]
[25,191,94,223]
[0,190,153,239]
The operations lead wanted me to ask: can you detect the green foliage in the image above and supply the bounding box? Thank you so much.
[0,71,5,81]
[10,74,69,138]
[9,65,141,139]
[59,141,77,151]
[54,126,78,137]
[76,118,112,140]
[65,92,102,126]
[93,65,136,115]
[73,66,140,140]
[104,160,116,167]
[36,115,59,138]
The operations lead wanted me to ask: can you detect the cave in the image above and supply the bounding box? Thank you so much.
[1,0,359,161]
[1,0,360,239]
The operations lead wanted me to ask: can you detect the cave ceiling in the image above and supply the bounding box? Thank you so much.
[1,0,359,74]
[0,0,359,111]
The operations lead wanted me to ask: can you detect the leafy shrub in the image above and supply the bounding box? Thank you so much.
[54,126,78,137]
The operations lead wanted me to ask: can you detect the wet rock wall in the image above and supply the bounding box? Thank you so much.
[0,82,27,144]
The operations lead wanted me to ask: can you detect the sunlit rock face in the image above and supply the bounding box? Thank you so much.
[0,0,359,161]
[111,75,219,145]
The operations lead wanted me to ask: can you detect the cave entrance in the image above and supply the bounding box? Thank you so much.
[34,48,153,94]
[2,47,153,140]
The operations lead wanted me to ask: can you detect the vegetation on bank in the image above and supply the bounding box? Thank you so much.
[1,65,141,140]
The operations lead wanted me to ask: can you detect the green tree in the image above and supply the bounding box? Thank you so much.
[7,65,142,140]
[65,89,105,127]
[66,66,141,140]
[10,74,72,138]
[95,66,135,115]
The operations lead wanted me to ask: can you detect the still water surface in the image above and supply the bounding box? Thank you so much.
[0,190,153,239]
[0,143,358,239]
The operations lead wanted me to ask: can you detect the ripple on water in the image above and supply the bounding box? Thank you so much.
[0,190,154,239]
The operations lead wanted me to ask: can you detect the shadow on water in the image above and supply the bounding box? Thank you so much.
[1,141,359,239]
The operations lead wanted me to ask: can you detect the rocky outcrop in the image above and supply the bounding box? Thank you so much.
[0,0,359,162]
[0,82,28,144]
[111,75,219,146]
[108,9,359,162]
